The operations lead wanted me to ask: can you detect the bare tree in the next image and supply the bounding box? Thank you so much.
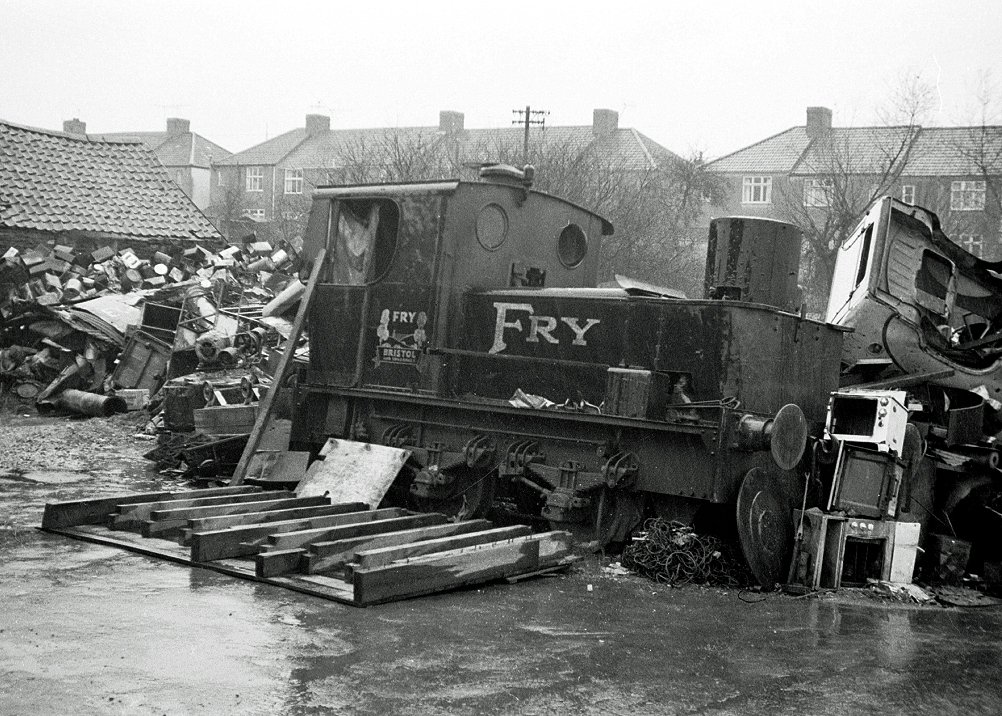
[933,73,1002,258]
[271,191,312,250]
[780,75,935,310]
[206,182,250,241]
[464,132,721,296]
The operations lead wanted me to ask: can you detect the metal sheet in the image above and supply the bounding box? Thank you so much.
[72,294,144,334]
[296,438,410,508]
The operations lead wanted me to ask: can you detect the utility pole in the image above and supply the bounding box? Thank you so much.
[512,106,548,165]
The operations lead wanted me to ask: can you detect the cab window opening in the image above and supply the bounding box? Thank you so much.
[328,198,400,285]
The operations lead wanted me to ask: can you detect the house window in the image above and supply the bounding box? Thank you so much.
[284,168,304,195]
[804,178,834,207]
[217,171,225,187]
[959,233,984,257]
[901,185,916,205]
[244,209,266,221]
[245,166,264,192]
[951,181,986,211]
[741,176,772,204]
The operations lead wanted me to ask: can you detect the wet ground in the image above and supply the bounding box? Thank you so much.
[2,407,1002,715]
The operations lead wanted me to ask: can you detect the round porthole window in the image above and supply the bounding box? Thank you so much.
[476,203,508,251]
[557,223,587,268]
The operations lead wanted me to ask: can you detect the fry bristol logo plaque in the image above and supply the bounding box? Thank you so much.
[374,308,428,366]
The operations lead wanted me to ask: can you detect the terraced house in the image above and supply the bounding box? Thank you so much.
[707,107,1002,260]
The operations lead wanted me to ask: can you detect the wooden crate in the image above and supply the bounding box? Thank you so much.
[193,404,259,435]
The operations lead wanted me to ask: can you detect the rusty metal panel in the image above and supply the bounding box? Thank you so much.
[111,328,170,392]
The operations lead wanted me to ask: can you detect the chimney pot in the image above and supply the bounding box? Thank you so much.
[592,109,619,136]
[305,114,331,136]
[806,106,832,138]
[439,110,465,133]
[63,118,86,135]
[166,118,190,137]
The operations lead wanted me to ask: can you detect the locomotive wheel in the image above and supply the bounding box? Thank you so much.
[410,466,496,520]
[551,489,642,550]
[736,466,796,589]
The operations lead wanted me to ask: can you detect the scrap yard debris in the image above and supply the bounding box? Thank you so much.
[1,238,304,451]
[621,519,754,587]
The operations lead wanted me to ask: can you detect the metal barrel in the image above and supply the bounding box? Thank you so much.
[704,217,803,312]
[54,389,128,417]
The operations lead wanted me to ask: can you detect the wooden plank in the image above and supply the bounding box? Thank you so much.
[41,486,262,529]
[262,514,447,552]
[295,439,410,507]
[43,525,357,606]
[231,248,326,485]
[303,520,494,574]
[190,512,440,563]
[110,489,288,531]
[143,496,330,538]
[179,503,371,545]
[263,509,426,550]
[255,548,307,578]
[149,496,330,523]
[352,538,545,606]
[350,525,533,572]
[351,532,574,605]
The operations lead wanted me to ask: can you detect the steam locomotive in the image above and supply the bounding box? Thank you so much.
[289,166,846,582]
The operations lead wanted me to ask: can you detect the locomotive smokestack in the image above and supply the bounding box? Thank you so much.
[704,217,803,312]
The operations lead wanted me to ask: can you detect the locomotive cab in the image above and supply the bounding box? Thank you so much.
[300,171,612,397]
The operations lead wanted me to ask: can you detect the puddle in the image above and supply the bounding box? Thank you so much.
[0,470,95,485]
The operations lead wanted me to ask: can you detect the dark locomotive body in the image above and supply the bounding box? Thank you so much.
[290,169,845,545]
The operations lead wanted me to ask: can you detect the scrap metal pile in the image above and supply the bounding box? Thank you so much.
[0,238,306,435]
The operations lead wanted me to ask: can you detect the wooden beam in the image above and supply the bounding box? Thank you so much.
[110,490,289,531]
[143,496,330,538]
[264,512,444,552]
[230,248,327,485]
[349,525,533,572]
[40,486,264,529]
[303,519,493,574]
[255,548,307,578]
[351,531,574,605]
[351,537,551,606]
[190,512,441,563]
[178,503,371,545]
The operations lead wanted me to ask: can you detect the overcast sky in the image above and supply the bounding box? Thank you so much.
[3,0,1002,159]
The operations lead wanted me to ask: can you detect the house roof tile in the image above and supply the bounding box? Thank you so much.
[708,122,1002,178]
[705,127,812,173]
[96,130,231,168]
[790,126,918,176]
[220,123,678,171]
[0,119,220,240]
[903,126,1002,176]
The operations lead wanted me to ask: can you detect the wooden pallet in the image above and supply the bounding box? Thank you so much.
[39,488,576,606]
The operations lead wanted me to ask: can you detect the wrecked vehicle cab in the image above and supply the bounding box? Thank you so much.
[825,196,1002,592]
[827,196,1002,396]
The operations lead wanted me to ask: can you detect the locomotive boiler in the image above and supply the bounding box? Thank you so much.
[289,166,846,583]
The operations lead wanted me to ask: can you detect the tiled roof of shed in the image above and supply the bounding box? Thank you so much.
[0,119,220,240]
[705,128,812,172]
